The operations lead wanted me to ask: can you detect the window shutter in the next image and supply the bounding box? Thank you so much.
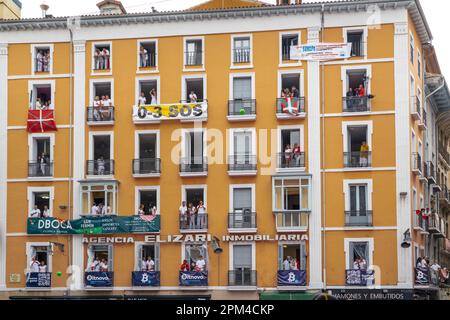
[233,245,252,268]
[233,188,252,211]
[155,244,160,272]
[107,245,113,272]
[300,242,307,270]
[348,242,355,269]
[277,244,283,270]
[136,244,143,271]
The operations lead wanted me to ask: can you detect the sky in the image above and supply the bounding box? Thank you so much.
[18,0,450,78]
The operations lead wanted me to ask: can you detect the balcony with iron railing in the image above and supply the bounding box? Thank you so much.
[410,96,421,121]
[179,213,208,233]
[132,158,161,177]
[227,99,256,121]
[93,55,111,71]
[413,211,429,233]
[185,51,203,66]
[411,153,423,175]
[343,151,372,168]
[28,161,54,178]
[86,159,115,177]
[345,269,375,286]
[228,270,257,287]
[276,97,306,118]
[87,106,115,125]
[34,58,51,73]
[342,96,370,113]
[438,144,450,166]
[439,185,450,205]
[428,213,445,238]
[139,52,157,68]
[228,154,257,175]
[418,108,427,130]
[233,48,251,64]
[179,157,208,177]
[426,161,437,184]
[228,211,257,232]
[344,210,373,227]
[277,152,306,170]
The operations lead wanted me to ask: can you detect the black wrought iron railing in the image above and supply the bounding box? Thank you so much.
[139,52,157,68]
[179,213,208,231]
[228,270,257,286]
[179,157,208,173]
[34,58,51,72]
[350,40,365,57]
[343,152,372,168]
[87,106,115,122]
[228,212,257,229]
[133,158,161,175]
[228,99,256,116]
[343,96,370,112]
[277,152,305,169]
[276,97,306,114]
[412,153,423,173]
[228,154,257,171]
[86,159,115,176]
[344,211,373,227]
[28,161,54,177]
[185,51,203,66]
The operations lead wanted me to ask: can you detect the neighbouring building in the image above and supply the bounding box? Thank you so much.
[0,0,449,300]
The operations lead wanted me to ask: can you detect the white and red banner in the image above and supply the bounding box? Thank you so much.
[27,109,57,133]
[290,43,352,61]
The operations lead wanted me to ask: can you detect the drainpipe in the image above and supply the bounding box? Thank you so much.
[320,3,327,290]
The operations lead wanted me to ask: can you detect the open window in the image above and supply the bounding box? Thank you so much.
[281,33,299,61]
[33,45,52,73]
[27,244,52,273]
[91,81,112,105]
[88,134,113,176]
[344,124,371,168]
[29,136,53,177]
[182,76,206,103]
[93,43,111,71]
[137,78,158,106]
[28,188,52,218]
[180,186,207,230]
[347,31,364,57]
[184,243,208,271]
[136,188,159,216]
[278,242,306,271]
[184,37,203,67]
[30,83,53,109]
[138,40,157,68]
[136,243,160,271]
[86,245,113,271]
[278,127,304,169]
[181,130,206,174]
[134,131,160,175]
[80,182,118,216]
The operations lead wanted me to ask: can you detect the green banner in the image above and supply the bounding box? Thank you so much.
[27,215,161,235]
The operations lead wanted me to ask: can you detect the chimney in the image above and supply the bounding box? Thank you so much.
[276,0,302,5]
[96,0,127,15]
[40,2,49,18]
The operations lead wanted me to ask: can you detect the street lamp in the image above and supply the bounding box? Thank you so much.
[401,229,412,248]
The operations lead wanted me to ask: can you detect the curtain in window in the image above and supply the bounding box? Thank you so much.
[233,245,252,269]
[233,77,251,100]
[233,188,252,211]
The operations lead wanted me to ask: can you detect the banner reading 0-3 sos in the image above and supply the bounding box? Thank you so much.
[133,101,208,122]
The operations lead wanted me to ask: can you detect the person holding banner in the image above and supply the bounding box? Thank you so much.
[30,205,41,218]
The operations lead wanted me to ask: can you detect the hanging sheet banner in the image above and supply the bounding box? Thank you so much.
[131,271,160,287]
[85,272,114,287]
[26,272,51,288]
[277,270,307,286]
[132,102,208,122]
[345,269,375,286]
[290,43,352,61]
[179,271,208,286]
[27,215,161,235]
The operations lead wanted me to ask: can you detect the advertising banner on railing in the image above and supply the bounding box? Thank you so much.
[26,272,51,288]
[179,271,208,286]
[345,269,375,286]
[85,272,113,287]
[132,271,160,287]
[277,270,307,286]
[133,102,208,122]
[415,266,430,285]
[290,43,352,61]
[27,215,161,235]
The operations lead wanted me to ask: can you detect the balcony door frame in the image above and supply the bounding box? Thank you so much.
[341,121,373,154]
[181,74,207,103]
[181,184,208,208]
[27,186,54,217]
[136,38,159,73]
[89,78,114,106]
[28,132,55,164]
[278,30,302,67]
[28,79,56,109]
[229,242,256,272]
[135,76,160,106]
[229,127,256,160]
[230,33,253,69]
[134,241,160,271]
[91,41,113,76]
[26,242,53,272]
[229,72,255,101]
[343,179,373,213]
[341,65,372,99]
[180,128,207,162]
[344,238,374,270]
[135,186,160,216]
[89,131,114,162]
[277,69,305,100]
[229,184,256,213]
[31,44,54,75]
[183,36,205,72]
[134,130,160,161]
[342,26,368,60]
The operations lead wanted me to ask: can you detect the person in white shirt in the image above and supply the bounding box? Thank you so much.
[91,257,100,271]
[189,91,198,103]
[179,201,188,228]
[282,257,290,271]
[30,205,41,218]
[195,255,206,272]
[146,257,155,271]
[97,156,105,175]
[94,48,101,70]
[30,256,40,273]
[36,50,44,72]
[138,92,147,106]
[42,205,50,218]
[150,88,157,105]
[140,45,148,67]
[196,201,206,228]
[93,96,102,121]
[100,95,112,120]
[43,51,50,72]
[102,48,110,69]
[91,203,99,216]
[150,205,157,216]
[98,203,105,216]
[35,98,43,110]
[431,262,441,272]
[39,261,47,273]
[100,259,108,272]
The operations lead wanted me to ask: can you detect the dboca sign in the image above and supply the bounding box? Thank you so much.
[38,219,72,230]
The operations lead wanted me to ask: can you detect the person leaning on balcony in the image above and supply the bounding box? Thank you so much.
[284,144,292,167]
[42,205,50,218]
[291,86,299,98]
[189,90,198,103]
[146,256,155,271]
[97,156,106,175]
[39,261,47,273]
[150,88,157,105]
[100,95,112,120]
[30,256,40,273]
[35,97,43,110]
[138,92,147,106]
[346,87,355,110]
[100,259,108,272]
[179,201,187,227]
[289,256,297,270]
[94,48,101,69]
[30,205,41,218]
[43,51,50,72]
[36,50,44,72]
[282,257,290,270]
[90,256,101,271]
[138,204,145,216]
[140,45,148,68]
[359,141,369,167]
[180,259,190,271]
[196,201,206,228]
[293,143,301,167]
[102,48,110,69]
[91,203,99,216]
[196,255,206,272]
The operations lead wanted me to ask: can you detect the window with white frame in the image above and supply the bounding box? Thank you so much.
[232,36,251,64]
[344,180,373,226]
[229,243,256,286]
[229,185,256,229]
[229,129,256,169]
[347,30,365,57]
[345,239,373,271]
[27,243,52,273]
[278,126,304,168]
[136,187,159,216]
[29,81,54,109]
[134,131,160,174]
[138,40,157,68]
[281,33,299,61]
[93,43,111,71]
[91,80,113,106]
[184,242,208,271]
[278,242,306,271]
[88,133,113,176]
[136,242,160,271]
[29,134,53,177]
[32,44,52,73]
[181,130,206,169]
[273,176,311,212]
[417,51,421,78]
[182,75,206,103]
[86,244,113,271]
[28,187,53,218]
[136,78,158,106]
[80,182,118,216]
[184,37,203,66]
[410,33,415,65]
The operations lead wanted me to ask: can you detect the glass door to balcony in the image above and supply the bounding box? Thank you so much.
[137,133,159,174]
[185,132,204,170]
[91,135,112,175]
[232,77,252,115]
[231,188,254,228]
[232,245,253,286]
[280,129,302,168]
[348,184,370,226]
[233,131,252,169]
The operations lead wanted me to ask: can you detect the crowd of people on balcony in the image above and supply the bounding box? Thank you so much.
[179,200,207,229]
[137,89,158,106]
[35,49,50,72]
[180,256,206,272]
[94,48,111,70]
[29,256,47,273]
[88,257,109,272]
[90,202,112,216]
[137,203,158,216]
[34,97,51,110]
[281,256,300,270]
[141,256,156,271]
[29,205,50,218]
[36,152,51,176]
[283,144,302,167]
[280,86,300,99]
[92,95,113,121]
[416,257,449,285]
[353,256,368,270]
[346,84,367,110]
[139,45,153,68]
